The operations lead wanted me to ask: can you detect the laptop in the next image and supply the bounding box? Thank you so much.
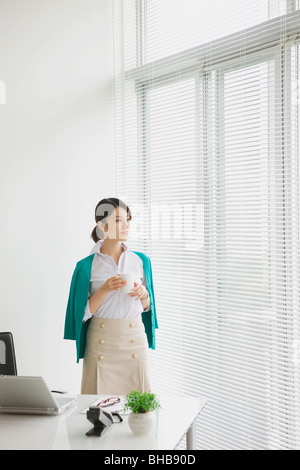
[0,376,77,415]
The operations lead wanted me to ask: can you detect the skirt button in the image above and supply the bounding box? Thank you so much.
[129,322,135,328]
[130,339,135,343]
[132,353,137,359]
[98,355,104,360]
[100,323,106,328]
[99,339,105,345]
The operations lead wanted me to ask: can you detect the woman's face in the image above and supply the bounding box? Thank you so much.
[98,206,131,240]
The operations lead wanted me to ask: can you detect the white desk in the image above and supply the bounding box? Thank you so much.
[0,395,206,450]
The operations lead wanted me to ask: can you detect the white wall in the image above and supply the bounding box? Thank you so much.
[0,0,115,392]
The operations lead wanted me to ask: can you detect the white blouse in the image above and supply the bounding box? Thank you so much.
[83,240,150,321]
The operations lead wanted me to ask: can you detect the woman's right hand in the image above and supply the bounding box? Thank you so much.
[103,275,127,293]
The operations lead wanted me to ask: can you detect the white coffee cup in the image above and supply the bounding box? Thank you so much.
[118,273,136,294]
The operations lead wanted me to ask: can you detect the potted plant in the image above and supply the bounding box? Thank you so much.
[124,390,161,434]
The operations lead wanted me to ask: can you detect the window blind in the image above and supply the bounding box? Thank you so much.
[113,0,300,450]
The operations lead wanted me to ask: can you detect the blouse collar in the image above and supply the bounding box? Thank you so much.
[90,239,131,256]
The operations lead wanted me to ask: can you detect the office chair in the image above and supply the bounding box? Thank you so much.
[0,332,17,375]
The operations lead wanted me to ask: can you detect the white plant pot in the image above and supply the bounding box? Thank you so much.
[128,411,156,434]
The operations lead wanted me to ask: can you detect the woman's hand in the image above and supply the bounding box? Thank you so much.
[103,275,127,293]
[128,282,147,301]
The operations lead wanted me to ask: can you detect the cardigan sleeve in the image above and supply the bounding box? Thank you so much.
[63,264,79,340]
[63,254,95,362]
[148,256,158,329]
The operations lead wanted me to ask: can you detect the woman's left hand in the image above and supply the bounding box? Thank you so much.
[128,282,146,301]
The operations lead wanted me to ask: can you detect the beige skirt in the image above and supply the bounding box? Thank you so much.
[81,316,151,395]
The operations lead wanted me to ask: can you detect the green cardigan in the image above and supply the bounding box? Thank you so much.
[64,251,158,363]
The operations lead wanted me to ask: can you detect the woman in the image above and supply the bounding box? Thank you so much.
[64,198,158,395]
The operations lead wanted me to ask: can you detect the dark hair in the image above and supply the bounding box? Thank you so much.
[91,197,132,242]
